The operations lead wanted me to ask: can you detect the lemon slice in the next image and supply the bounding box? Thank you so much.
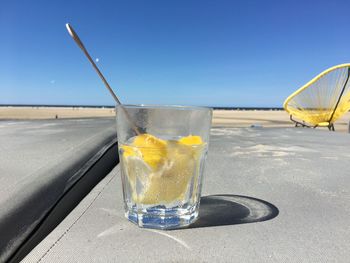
[139,141,196,204]
[132,134,167,170]
[122,134,204,205]
[178,135,203,145]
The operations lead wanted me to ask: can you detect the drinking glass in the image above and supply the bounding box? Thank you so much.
[116,105,212,229]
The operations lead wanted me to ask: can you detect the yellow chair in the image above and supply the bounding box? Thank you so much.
[283,63,350,131]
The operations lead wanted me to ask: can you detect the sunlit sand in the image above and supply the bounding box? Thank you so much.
[0,107,349,133]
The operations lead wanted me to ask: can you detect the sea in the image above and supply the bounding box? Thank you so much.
[0,104,284,111]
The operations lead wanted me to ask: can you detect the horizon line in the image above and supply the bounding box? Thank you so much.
[0,104,284,110]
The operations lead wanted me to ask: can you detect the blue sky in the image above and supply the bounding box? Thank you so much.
[1,0,350,107]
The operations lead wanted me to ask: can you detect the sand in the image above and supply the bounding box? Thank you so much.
[212,110,350,132]
[0,107,116,119]
[0,107,349,133]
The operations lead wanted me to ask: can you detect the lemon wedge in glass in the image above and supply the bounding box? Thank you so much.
[121,134,204,204]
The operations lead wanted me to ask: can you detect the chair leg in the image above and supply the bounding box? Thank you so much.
[290,115,311,128]
[327,124,334,131]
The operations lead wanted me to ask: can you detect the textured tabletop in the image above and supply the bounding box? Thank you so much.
[24,128,350,263]
[0,118,118,262]
[0,118,115,198]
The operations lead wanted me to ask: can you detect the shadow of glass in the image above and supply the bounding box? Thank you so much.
[190,195,279,228]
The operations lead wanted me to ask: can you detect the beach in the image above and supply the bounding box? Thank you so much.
[0,106,349,132]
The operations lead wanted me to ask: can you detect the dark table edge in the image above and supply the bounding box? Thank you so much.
[7,140,119,263]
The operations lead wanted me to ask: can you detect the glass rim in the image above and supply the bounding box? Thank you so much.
[116,104,212,111]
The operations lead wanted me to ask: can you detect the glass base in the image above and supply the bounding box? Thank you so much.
[125,205,198,230]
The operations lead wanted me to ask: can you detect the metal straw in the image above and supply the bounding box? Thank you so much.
[65,23,140,135]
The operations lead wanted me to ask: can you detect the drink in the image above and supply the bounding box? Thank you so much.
[119,134,207,229]
[116,105,212,229]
